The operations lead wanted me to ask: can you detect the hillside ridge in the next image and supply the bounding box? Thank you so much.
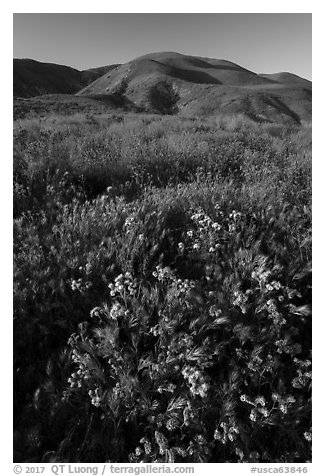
[13,53,312,124]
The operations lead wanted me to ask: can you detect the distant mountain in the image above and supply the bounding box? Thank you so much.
[77,52,311,123]
[13,53,311,124]
[13,58,119,98]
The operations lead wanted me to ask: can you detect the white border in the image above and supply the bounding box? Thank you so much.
[3,4,320,474]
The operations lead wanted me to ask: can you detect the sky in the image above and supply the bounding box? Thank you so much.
[13,13,312,81]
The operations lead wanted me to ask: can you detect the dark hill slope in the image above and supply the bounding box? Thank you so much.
[77,52,311,123]
[13,59,119,98]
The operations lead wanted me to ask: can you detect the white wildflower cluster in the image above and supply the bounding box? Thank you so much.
[165,417,180,431]
[108,272,137,297]
[235,448,245,461]
[292,358,312,389]
[84,262,92,275]
[152,266,196,297]
[293,357,311,368]
[209,305,222,318]
[174,278,196,296]
[189,207,224,252]
[134,447,143,456]
[67,349,92,388]
[71,278,92,292]
[304,430,312,442]
[240,394,272,419]
[90,306,101,319]
[182,402,195,427]
[154,430,169,455]
[275,339,301,356]
[88,387,103,407]
[214,421,239,444]
[195,434,207,445]
[152,265,173,282]
[245,352,275,375]
[178,242,185,252]
[265,281,282,292]
[182,366,209,398]
[229,210,242,221]
[190,211,222,231]
[247,355,263,372]
[255,396,266,406]
[271,393,296,414]
[124,215,138,234]
[140,437,152,455]
[262,299,287,326]
[109,302,129,320]
[251,263,272,286]
[233,289,251,314]
[228,210,243,233]
[249,409,258,421]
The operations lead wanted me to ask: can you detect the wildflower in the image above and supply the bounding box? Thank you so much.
[209,305,222,317]
[155,431,168,455]
[286,395,296,404]
[90,307,101,319]
[233,290,249,314]
[255,396,266,407]
[304,431,312,442]
[235,448,244,460]
[197,382,209,398]
[258,408,269,418]
[88,388,102,407]
[279,404,287,414]
[166,418,179,431]
[240,394,247,402]
[178,242,185,252]
[249,409,257,422]
[214,429,226,444]
[230,425,239,434]
[182,366,209,397]
[135,447,143,456]
[271,393,280,402]
[110,303,125,320]
[144,441,151,455]
[195,435,206,445]
[212,222,221,231]
[152,265,172,281]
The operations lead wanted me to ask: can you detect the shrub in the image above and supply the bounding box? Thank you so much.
[13,112,311,462]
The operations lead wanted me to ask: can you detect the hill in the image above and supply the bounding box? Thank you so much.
[13,58,119,98]
[13,53,311,124]
[77,52,311,123]
[259,72,312,89]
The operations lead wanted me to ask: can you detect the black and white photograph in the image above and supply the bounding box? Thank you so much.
[12,10,312,466]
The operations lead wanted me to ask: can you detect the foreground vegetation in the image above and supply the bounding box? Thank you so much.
[14,112,311,462]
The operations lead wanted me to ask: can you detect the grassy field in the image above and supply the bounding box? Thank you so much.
[13,111,311,463]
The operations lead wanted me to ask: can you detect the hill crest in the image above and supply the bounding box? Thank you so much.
[13,52,311,124]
